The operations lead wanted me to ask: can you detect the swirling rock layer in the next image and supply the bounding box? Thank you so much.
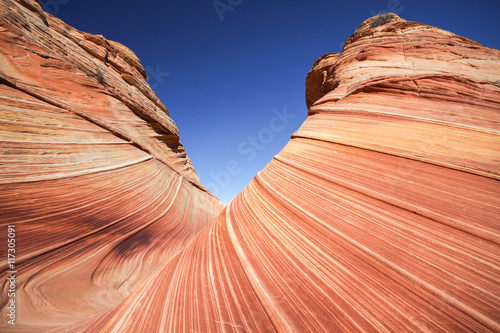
[63,14,499,333]
[0,0,223,331]
[1,4,500,333]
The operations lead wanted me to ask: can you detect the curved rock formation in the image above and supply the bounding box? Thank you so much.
[0,0,223,331]
[1,4,499,333]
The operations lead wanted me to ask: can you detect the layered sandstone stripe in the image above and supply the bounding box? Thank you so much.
[59,14,500,333]
[1,2,500,332]
[0,0,223,331]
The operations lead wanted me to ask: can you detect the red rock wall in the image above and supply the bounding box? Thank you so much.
[0,0,223,331]
[1,5,499,332]
[64,14,499,333]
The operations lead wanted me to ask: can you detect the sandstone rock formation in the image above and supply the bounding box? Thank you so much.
[0,0,223,331]
[1,3,499,332]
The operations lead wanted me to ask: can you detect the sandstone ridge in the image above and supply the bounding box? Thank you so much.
[1,4,500,333]
[1,1,223,331]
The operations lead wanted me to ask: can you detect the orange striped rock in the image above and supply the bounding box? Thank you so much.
[1,3,499,332]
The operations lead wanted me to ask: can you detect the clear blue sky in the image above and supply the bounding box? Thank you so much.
[41,0,500,204]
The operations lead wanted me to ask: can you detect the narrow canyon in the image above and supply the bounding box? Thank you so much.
[1,1,499,332]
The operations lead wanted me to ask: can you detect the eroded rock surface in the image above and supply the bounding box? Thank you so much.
[0,0,223,331]
[1,5,500,333]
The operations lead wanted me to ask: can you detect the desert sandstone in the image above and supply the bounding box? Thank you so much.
[1,1,499,332]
